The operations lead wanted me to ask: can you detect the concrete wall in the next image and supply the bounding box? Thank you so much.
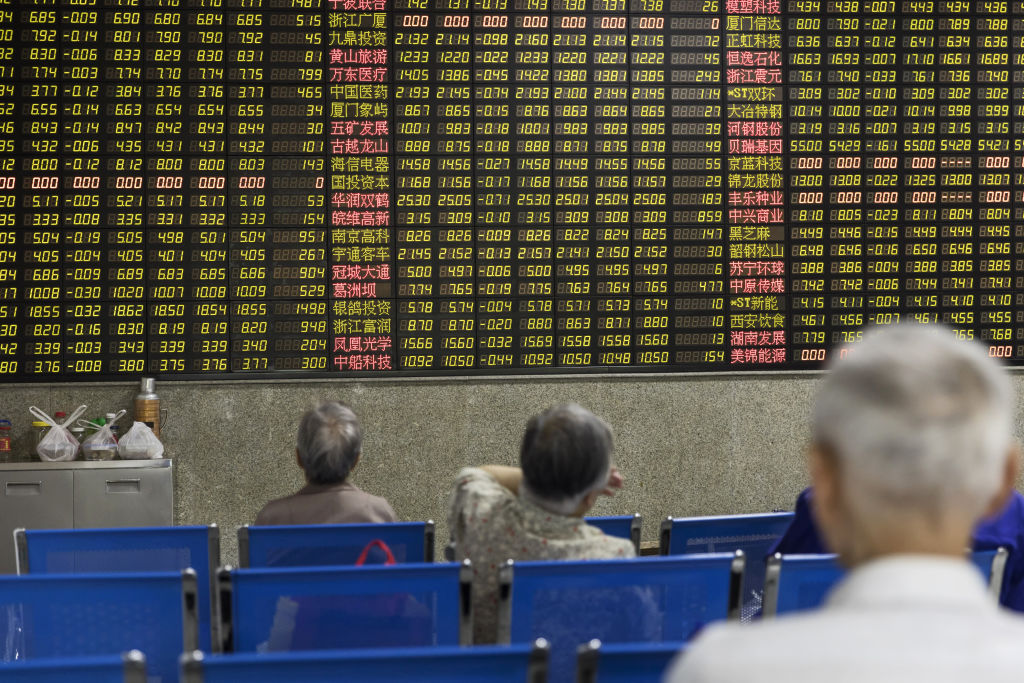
[16,370,1024,564]
[0,373,827,564]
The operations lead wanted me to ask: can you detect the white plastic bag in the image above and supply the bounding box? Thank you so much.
[117,421,164,460]
[29,405,87,462]
[78,409,126,461]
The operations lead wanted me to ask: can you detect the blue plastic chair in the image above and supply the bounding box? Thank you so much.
[181,640,550,682]
[660,512,795,619]
[585,514,642,553]
[238,521,435,568]
[762,553,843,617]
[15,526,219,652]
[498,554,741,680]
[576,640,686,683]
[0,571,198,683]
[0,652,147,683]
[220,561,471,653]
[765,548,1009,618]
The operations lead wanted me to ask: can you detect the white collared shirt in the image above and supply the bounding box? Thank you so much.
[666,555,1024,683]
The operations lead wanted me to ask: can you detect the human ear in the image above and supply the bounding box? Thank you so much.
[809,444,842,552]
[983,442,1019,519]
[575,490,601,517]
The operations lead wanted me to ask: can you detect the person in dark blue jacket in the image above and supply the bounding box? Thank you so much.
[770,486,1024,612]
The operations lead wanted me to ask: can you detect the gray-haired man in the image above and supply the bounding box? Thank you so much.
[255,401,396,525]
[668,324,1024,683]
[448,403,634,645]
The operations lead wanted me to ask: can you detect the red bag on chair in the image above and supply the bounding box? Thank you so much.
[286,538,432,650]
[355,539,396,566]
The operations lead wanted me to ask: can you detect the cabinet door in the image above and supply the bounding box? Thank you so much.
[73,468,173,529]
[0,471,74,573]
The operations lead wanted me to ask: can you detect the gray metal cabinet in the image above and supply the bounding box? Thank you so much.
[0,460,172,573]
[73,467,173,528]
[0,471,74,573]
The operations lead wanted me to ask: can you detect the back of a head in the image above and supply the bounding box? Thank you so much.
[813,323,1015,522]
[520,404,613,511]
[297,402,363,485]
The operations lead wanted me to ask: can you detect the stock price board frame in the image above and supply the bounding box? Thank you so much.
[0,0,1021,381]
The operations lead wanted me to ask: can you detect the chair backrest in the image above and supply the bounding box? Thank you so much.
[181,640,549,683]
[659,512,795,619]
[765,547,1010,618]
[238,521,435,568]
[970,547,1010,599]
[15,526,219,652]
[0,571,197,683]
[584,514,642,553]
[220,561,471,653]
[576,640,685,683]
[0,652,147,683]
[762,553,843,618]
[499,554,741,680]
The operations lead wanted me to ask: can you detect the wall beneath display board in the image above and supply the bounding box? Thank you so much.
[8,374,1018,565]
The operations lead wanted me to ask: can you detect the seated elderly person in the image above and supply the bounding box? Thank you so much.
[255,401,396,525]
[448,403,634,644]
[668,324,1024,682]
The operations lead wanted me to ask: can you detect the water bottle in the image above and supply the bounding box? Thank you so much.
[134,377,161,438]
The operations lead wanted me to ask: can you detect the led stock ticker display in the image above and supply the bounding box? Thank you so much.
[1,0,1023,378]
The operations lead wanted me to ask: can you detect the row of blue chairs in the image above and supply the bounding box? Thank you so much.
[7,513,766,650]
[244,515,643,566]
[762,547,1010,617]
[217,553,740,679]
[243,511,967,630]
[0,639,683,683]
[9,549,1000,680]
[14,511,780,575]
[4,517,1010,683]
[182,641,552,683]
[0,556,725,682]
[11,518,633,652]
[183,639,683,683]
[9,516,1007,679]
[11,514,1009,639]
[241,511,784,564]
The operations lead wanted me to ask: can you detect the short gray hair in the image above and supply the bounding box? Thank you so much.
[297,402,362,485]
[520,404,613,514]
[813,324,1014,521]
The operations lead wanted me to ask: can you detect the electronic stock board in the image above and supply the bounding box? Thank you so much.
[0,0,1021,378]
